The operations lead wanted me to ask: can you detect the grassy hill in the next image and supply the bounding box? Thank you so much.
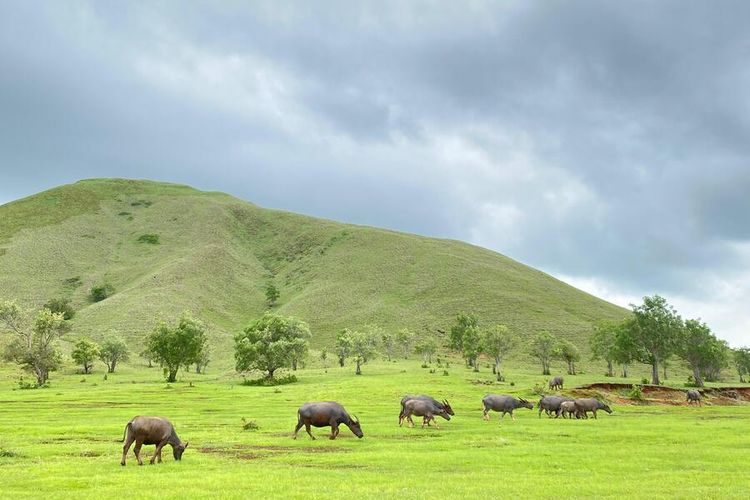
[0,178,627,355]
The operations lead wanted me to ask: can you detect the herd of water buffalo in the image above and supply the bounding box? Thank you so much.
[120,377,705,466]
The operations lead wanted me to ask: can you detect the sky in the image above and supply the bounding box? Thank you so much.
[1,1,749,346]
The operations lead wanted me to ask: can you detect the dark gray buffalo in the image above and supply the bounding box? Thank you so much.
[399,395,453,426]
[482,395,533,421]
[294,402,363,440]
[401,399,452,428]
[574,398,613,419]
[686,390,702,405]
[120,416,188,466]
[537,395,574,418]
[549,376,564,391]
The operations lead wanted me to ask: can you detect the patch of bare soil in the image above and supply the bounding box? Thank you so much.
[576,383,750,406]
[199,444,349,461]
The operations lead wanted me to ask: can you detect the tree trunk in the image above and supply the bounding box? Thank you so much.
[651,361,660,385]
[663,363,668,381]
[338,356,345,367]
[692,366,704,387]
[355,360,362,375]
[292,359,298,371]
[621,364,629,378]
[108,362,116,373]
[542,360,550,375]
[606,360,614,377]
[167,369,178,383]
[268,368,276,379]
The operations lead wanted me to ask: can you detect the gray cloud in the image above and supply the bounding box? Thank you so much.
[1,1,749,345]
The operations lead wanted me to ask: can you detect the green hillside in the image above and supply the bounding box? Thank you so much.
[0,178,626,353]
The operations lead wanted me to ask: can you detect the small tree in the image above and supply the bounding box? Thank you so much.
[462,325,482,371]
[265,283,280,307]
[557,340,580,375]
[140,347,154,368]
[733,348,750,383]
[320,348,329,369]
[481,324,516,381]
[71,339,100,374]
[450,313,478,366]
[195,346,210,374]
[414,336,437,365]
[350,327,379,375]
[0,301,67,386]
[98,336,129,373]
[43,298,75,320]
[234,313,310,379]
[590,321,620,377]
[382,332,396,361]
[89,284,114,303]
[530,331,557,375]
[146,312,207,382]
[335,328,353,367]
[396,328,415,358]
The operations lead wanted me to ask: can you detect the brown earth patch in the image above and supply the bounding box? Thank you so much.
[199,444,348,461]
[575,383,750,406]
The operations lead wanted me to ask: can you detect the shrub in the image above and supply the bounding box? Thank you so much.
[641,377,650,385]
[242,418,259,431]
[89,284,114,302]
[532,383,546,396]
[43,298,75,320]
[240,374,298,386]
[137,234,160,244]
[629,384,645,401]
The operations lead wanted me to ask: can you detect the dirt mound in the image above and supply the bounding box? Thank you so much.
[575,383,750,406]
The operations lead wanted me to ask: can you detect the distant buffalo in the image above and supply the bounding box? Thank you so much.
[121,416,188,466]
[401,399,451,428]
[538,395,573,418]
[294,402,363,440]
[558,400,578,419]
[574,398,613,419]
[549,376,564,391]
[399,395,453,426]
[686,390,702,405]
[482,395,533,421]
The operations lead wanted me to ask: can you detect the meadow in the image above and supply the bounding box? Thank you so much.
[1,357,748,499]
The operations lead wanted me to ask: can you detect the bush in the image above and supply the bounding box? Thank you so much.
[641,377,650,385]
[89,284,114,302]
[43,298,75,320]
[629,384,645,401]
[137,234,160,244]
[241,418,259,431]
[240,374,298,386]
[684,375,699,387]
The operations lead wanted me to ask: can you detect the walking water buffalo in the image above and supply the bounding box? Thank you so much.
[573,398,613,419]
[549,376,564,391]
[537,395,574,418]
[686,389,702,405]
[401,398,451,428]
[558,400,578,419]
[293,402,363,440]
[120,416,188,466]
[399,395,453,426]
[482,395,533,421]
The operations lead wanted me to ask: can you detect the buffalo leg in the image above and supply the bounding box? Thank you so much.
[592,410,597,420]
[151,439,168,464]
[407,414,415,428]
[121,436,134,466]
[134,440,144,466]
[293,419,304,439]
[156,447,163,463]
[305,423,315,440]
[330,422,339,440]
[511,412,515,421]
[483,408,490,421]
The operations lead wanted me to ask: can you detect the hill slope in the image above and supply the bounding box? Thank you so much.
[0,179,626,352]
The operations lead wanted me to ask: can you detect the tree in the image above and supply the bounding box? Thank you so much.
[530,331,557,375]
[396,328,415,358]
[612,321,638,378]
[381,331,396,361]
[146,312,207,382]
[350,327,379,375]
[43,298,75,320]
[99,336,129,373]
[450,313,478,364]
[195,345,210,374]
[677,319,716,387]
[71,339,100,374]
[89,284,114,302]
[234,313,310,379]
[624,295,683,385]
[414,336,437,365]
[733,348,750,383]
[320,348,329,369]
[140,347,154,368]
[335,328,353,367]
[590,321,619,377]
[557,340,581,375]
[0,301,67,386]
[265,283,280,307]
[481,324,515,380]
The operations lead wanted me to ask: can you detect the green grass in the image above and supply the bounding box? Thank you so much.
[0,358,747,499]
[0,178,627,356]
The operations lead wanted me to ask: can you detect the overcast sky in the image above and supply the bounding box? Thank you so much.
[1,1,749,346]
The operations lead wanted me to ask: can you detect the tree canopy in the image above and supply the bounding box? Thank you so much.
[530,330,557,375]
[481,324,516,380]
[146,312,207,382]
[234,313,310,379]
[71,339,100,374]
[99,336,129,373]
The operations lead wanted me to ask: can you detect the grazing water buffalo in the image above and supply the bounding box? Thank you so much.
[573,398,613,419]
[399,395,453,426]
[294,402,363,440]
[401,399,451,428]
[120,416,188,466]
[538,395,574,418]
[686,390,702,405]
[482,395,533,421]
[549,376,564,391]
[558,400,578,419]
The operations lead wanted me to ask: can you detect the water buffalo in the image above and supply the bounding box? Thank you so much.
[401,398,451,428]
[293,402,363,440]
[574,398,613,419]
[120,416,188,466]
[537,395,574,418]
[482,395,533,421]
[558,400,578,419]
[686,389,702,405]
[399,395,453,425]
[549,376,564,391]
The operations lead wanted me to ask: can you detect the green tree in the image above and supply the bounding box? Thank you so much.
[414,336,437,365]
[624,295,683,385]
[530,330,557,375]
[71,338,100,374]
[557,340,581,375]
[89,283,114,303]
[146,312,207,382]
[381,331,396,361]
[335,328,353,367]
[0,301,68,386]
[265,283,280,307]
[678,319,721,387]
[590,321,620,377]
[320,348,329,369]
[43,298,75,320]
[234,313,310,379]
[733,348,750,383]
[450,313,480,368]
[396,328,415,358]
[481,324,515,380]
[99,336,129,373]
[350,327,379,375]
[195,345,210,374]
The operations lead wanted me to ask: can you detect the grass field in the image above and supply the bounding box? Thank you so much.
[1,357,748,499]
